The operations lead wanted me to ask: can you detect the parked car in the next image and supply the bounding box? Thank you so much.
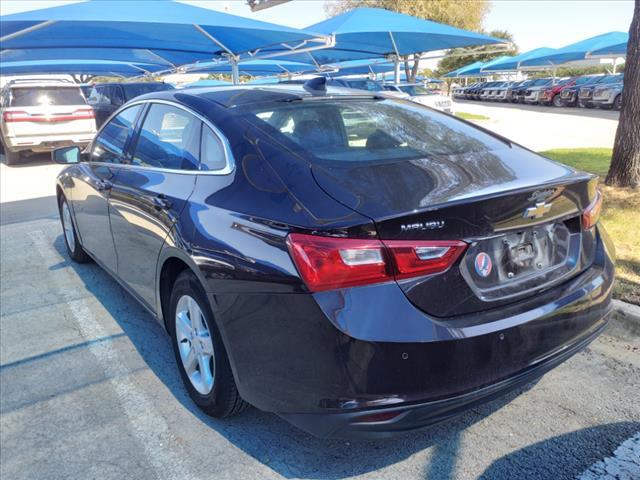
[538,77,575,107]
[478,81,502,101]
[578,74,623,108]
[558,75,604,107]
[591,76,624,110]
[383,83,453,113]
[53,82,614,439]
[511,79,536,103]
[504,80,527,102]
[488,81,513,101]
[87,82,174,127]
[523,78,554,104]
[466,81,490,100]
[0,78,96,165]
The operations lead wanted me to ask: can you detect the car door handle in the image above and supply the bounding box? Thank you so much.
[152,195,172,210]
[96,179,112,191]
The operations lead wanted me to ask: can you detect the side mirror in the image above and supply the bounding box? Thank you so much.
[52,146,81,164]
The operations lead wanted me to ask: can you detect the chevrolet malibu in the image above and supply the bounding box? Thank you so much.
[53,82,614,438]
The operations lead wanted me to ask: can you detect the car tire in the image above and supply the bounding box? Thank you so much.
[552,95,563,107]
[2,145,21,166]
[59,196,91,263]
[613,95,622,110]
[168,270,249,418]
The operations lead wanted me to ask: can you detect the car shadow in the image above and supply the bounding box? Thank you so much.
[1,151,53,168]
[53,233,540,479]
[479,421,640,480]
[453,99,620,120]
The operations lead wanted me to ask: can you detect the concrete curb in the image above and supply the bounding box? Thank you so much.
[608,299,640,341]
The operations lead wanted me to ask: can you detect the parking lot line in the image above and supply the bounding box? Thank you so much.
[28,229,199,480]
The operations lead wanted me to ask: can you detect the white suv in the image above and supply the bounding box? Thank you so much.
[383,83,453,114]
[1,79,96,165]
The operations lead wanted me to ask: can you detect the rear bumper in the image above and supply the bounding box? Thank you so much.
[280,317,609,439]
[210,225,615,438]
[4,133,94,152]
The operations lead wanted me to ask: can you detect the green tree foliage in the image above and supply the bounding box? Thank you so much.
[436,30,517,76]
[324,0,492,82]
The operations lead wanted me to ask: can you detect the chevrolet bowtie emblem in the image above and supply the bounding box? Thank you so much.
[523,202,552,219]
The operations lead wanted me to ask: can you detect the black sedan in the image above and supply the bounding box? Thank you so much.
[53,81,614,439]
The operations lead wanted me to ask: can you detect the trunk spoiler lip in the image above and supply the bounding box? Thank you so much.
[349,173,596,225]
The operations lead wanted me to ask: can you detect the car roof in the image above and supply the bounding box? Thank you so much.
[6,80,80,88]
[135,84,383,109]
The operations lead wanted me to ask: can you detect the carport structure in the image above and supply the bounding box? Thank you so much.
[0,0,333,84]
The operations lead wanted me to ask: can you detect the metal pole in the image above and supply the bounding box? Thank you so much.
[231,56,240,85]
[393,56,400,84]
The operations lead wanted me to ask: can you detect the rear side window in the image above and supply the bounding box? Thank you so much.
[200,126,226,171]
[91,105,142,164]
[130,104,200,170]
[10,87,86,107]
[247,100,506,163]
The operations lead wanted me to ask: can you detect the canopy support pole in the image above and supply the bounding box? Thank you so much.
[388,31,402,84]
[0,20,55,42]
[230,56,240,84]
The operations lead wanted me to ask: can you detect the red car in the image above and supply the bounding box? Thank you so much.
[539,77,576,107]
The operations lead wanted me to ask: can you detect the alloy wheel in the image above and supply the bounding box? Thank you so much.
[175,295,215,395]
[61,201,76,253]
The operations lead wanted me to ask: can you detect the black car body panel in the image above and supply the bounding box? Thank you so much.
[56,85,615,438]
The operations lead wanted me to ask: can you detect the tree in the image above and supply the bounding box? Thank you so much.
[436,30,517,76]
[606,0,640,187]
[324,0,491,82]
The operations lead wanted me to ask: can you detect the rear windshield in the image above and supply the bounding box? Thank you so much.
[10,87,86,107]
[122,83,173,99]
[244,99,505,163]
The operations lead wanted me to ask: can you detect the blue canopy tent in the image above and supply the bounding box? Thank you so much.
[276,8,506,82]
[587,33,629,58]
[187,59,315,77]
[443,61,487,78]
[0,0,333,83]
[479,47,555,72]
[0,59,164,77]
[0,47,215,70]
[518,32,628,68]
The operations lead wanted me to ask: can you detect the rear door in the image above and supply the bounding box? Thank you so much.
[108,102,199,308]
[72,104,143,273]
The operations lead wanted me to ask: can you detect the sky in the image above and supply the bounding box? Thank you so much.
[1,0,634,68]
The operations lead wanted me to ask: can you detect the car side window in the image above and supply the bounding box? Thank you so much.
[130,104,200,171]
[200,126,226,171]
[109,86,125,106]
[88,86,109,105]
[90,105,142,164]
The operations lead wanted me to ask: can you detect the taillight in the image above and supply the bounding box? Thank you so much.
[582,189,603,230]
[384,240,467,280]
[286,233,467,292]
[2,111,30,122]
[71,108,95,119]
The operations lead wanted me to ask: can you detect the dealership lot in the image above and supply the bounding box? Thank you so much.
[1,102,639,479]
[453,100,620,151]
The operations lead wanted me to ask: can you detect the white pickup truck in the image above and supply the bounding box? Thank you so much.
[382,83,454,114]
[1,79,96,165]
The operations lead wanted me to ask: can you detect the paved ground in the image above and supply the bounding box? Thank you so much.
[452,100,619,151]
[1,197,639,480]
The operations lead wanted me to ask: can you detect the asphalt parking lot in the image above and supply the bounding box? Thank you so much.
[1,104,639,479]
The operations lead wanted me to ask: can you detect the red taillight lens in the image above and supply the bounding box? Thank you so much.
[286,234,389,292]
[71,108,95,119]
[582,189,603,230]
[287,233,467,292]
[2,111,30,122]
[384,240,468,280]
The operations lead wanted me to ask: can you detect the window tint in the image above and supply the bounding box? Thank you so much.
[88,86,109,105]
[10,87,86,107]
[91,105,141,164]
[130,104,200,170]
[108,86,125,105]
[200,126,226,171]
